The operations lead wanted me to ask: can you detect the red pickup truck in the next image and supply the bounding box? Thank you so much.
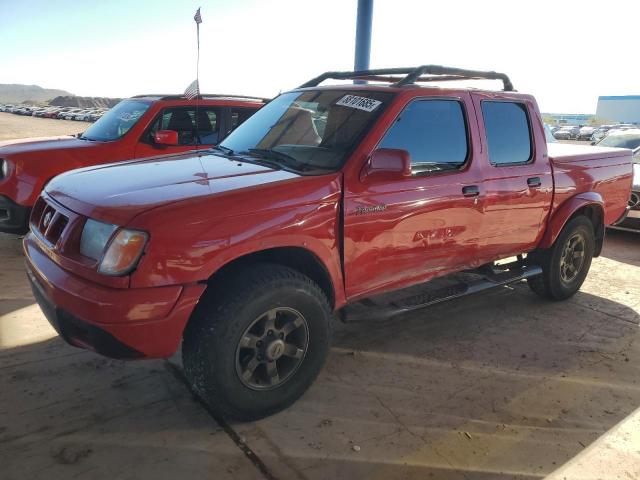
[0,94,265,234]
[24,66,633,420]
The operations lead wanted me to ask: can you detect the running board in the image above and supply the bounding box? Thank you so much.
[340,264,542,322]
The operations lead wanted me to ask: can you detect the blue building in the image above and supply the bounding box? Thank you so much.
[596,96,640,124]
[543,113,595,126]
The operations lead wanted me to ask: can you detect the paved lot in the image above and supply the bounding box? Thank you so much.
[1,229,639,480]
[1,121,638,478]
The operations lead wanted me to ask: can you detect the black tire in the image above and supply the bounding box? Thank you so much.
[528,216,595,300]
[182,263,332,421]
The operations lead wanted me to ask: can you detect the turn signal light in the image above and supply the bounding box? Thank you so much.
[98,229,148,276]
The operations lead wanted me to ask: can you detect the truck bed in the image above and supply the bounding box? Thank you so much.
[548,143,633,225]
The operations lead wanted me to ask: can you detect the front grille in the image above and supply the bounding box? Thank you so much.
[630,191,640,210]
[31,197,70,247]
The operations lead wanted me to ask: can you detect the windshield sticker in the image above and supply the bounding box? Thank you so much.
[336,95,382,112]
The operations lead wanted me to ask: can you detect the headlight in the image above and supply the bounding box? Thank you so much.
[80,219,118,260]
[80,219,148,276]
[0,159,8,178]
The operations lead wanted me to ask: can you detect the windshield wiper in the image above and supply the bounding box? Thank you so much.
[213,145,235,156]
[246,148,307,171]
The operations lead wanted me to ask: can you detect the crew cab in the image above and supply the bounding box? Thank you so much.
[24,66,633,421]
[0,94,266,233]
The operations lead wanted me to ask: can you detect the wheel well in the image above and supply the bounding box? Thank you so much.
[207,247,336,307]
[570,204,604,257]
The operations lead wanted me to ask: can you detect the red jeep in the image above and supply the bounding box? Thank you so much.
[24,66,633,420]
[0,94,265,233]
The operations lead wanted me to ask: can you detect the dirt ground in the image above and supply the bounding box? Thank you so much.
[1,119,639,479]
[0,112,83,141]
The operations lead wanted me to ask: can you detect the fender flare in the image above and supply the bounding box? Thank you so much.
[538,192,604,250]
[200,235,347,308]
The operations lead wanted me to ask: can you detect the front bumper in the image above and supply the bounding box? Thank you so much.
[0,195,30,234]
[24,233,206,359]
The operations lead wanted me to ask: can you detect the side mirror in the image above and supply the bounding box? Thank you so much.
[361,148,412,182]
[590,141,596,146]
[154,130,179,146]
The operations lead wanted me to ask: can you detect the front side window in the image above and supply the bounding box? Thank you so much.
[482,101,532,165]
[219,90,394,173]
[82,100,150,142]
[147,107,220,145]
[379,99,468,174]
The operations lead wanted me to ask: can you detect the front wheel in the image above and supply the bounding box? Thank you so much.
[528,216,595,300]
[182,264,332,421]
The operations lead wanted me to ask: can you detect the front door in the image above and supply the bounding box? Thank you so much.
[343,94,485,300]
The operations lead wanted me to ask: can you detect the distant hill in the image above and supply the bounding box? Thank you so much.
[0,84,72,104]
[49,95,121,108]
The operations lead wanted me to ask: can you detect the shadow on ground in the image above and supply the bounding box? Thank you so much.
[234,283,640,479]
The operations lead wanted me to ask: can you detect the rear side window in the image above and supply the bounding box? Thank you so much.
[482,101,532,165]
[379,99,468,174]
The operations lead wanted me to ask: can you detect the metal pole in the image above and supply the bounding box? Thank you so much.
[354,0,373,81]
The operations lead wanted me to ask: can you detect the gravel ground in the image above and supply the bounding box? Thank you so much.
[0,123,639,480]
[0,112,84,141]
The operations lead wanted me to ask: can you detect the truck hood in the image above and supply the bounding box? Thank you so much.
[0,135,95,156]
[46,151,303,225]
[634,163,640,190]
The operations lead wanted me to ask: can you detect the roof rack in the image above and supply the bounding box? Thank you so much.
[299,65,514,91]
[131,93,270,102]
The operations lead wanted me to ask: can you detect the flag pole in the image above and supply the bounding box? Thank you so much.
[195,8,201,147]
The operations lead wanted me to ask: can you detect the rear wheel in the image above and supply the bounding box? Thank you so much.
[182,263,332,421]
[528,216,595,300]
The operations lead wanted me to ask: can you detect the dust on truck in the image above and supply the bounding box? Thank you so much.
[24,66,633,420]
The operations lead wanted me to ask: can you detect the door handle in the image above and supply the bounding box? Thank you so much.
[462,185,479,197]
[527,177,542,188]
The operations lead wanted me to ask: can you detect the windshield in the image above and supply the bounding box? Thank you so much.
[81,100,150,141]
[597,134,640,150]
[219,89,394,173]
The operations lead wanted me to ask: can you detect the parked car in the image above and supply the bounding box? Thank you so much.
[578,126,595,140]
[0,94,266,233]
[22,65,633,421]
[591,125,613,141]
[553,126,580,140]
[62,109,84,120]
[593,129,640,232]
[42,108,65,118]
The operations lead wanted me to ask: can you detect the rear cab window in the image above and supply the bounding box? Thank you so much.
[379,99,469,175]
[481,101,532,165]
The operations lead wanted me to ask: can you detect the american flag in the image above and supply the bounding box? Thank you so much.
[194,7,202,24]
[184,79,200,100]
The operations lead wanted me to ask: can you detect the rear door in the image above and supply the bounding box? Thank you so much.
[471,94,553,259]
[343,93,486,299]
[134,105,222,158]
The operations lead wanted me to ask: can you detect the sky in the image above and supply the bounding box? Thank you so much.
[1,0,639,114]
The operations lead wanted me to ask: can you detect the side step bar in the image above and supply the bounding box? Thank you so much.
[341,263,542,322]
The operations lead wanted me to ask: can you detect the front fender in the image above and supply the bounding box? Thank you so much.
[538,192,604,250]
